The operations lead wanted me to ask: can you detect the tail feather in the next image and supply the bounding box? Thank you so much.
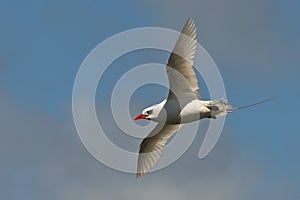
[209,98,232,118]
[230,98,274,111]
[208,97,273,119]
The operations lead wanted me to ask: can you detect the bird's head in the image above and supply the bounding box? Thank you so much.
[133,107,154,120]
[133,100,166,122]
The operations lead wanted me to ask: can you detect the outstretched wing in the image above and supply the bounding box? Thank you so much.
[137,123,181,178]
[167,17,199,105]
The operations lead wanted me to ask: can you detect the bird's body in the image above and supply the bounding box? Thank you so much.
[133,17,230,178]
[145,99,231,124]
[133,17,271,178]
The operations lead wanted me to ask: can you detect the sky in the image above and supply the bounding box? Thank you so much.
[0,0,300,199]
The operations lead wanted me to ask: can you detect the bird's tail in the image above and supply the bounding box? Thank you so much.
[208,98,232,118]
[229,98,274,111]
[208,98,273,119]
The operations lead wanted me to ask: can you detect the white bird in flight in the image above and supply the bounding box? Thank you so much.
[133,17,272,178]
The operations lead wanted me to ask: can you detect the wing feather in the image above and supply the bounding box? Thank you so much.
[167,17,200,103]
[137,124,181,178]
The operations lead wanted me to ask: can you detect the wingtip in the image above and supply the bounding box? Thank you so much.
[136,172,144,179]
[185,17,195,25]
[181,17,196,39]
[187,16,194,22]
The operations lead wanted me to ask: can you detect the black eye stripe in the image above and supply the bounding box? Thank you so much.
[146,110,152,115]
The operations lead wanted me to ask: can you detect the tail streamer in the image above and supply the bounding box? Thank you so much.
[229,98,274,111]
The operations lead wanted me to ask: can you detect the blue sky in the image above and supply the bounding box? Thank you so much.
[0,0,300,199]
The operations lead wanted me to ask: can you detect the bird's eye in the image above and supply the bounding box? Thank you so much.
[146,110,152,115]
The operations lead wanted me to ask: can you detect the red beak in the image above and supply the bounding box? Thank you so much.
[133,114,147,120]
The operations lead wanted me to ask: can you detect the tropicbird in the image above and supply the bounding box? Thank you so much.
[133,17,272,178]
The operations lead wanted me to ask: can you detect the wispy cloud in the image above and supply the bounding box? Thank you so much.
[0,90,281,200]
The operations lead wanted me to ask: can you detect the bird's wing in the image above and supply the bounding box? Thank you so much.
[167,17,200,105]
[137,123,181,178]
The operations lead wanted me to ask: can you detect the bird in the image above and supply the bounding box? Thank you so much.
[133,17,272,178]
